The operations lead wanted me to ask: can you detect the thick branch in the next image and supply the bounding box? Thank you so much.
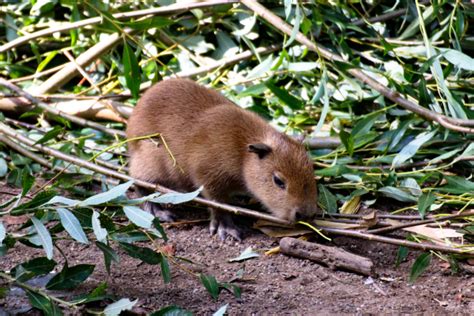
[240,0,474,133]
[280,237,374,275]
[0,79,125,138]
[32,31,126,95]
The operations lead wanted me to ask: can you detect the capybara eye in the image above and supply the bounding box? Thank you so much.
[273,174,286,189]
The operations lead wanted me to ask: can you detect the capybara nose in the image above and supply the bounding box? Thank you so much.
[295,211,304,221]
[295,207,316,221]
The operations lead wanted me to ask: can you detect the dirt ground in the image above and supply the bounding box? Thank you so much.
[1,182,473,315]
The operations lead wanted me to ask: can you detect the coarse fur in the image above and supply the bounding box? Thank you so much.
[126,79,318,240]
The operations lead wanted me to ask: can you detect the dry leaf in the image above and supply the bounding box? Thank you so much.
[340,195,361,214]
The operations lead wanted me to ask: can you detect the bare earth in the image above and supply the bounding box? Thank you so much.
[1,182,473,315]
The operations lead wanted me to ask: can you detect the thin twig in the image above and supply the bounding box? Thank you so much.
[0,134,53,169]
[0,78,125,138]
[9,64,65,83]
[318,227,472,255]
[367,210,474,235]
[63,50,101,94]
[240,0,474,133]
[0,272,78,310]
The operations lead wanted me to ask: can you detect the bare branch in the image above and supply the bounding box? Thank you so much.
[32,32,126,95]
[318,226,471,255]
[0,79,125,138]
[367,210,474,235]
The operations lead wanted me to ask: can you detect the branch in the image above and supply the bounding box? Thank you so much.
[32,31,127,95]
[0,134,53,169]
[0,79,125,138]
[318,226,472,255]
[367,210,474,235]
[0,1,238,53]
[280,237,374,275]
[240,0,474,133]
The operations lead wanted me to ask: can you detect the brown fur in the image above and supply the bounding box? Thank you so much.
[126,79,317,238]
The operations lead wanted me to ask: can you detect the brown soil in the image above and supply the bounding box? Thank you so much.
[1,182,473,315]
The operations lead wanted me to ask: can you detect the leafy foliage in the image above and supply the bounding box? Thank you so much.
[0,0,473,313]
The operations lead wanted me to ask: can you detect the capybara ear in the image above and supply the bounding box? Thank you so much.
[248,143,272,159]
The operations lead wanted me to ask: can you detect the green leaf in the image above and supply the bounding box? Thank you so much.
[429,147,463,164]
[119,242,162,264]
[70,282,110,305]
[265,81,304,110]
[12,257,56,282]
[400,178,422,197]
[228,246,259,262]
[378,187,417,202]
[314,165,355,177]
[245,55,274,80]
[12,190,56,214]
[92,211,108,243]
[45,195,79,207]
[0,157,7,177]
[409,253,431,283]
[153,218,168,242]
[0,221,5,245]
[395,246,409,267]
[33,125,62,145]
[25,289,62,316]
[21,168,35,197]
[318,184,337,213]
[440,48,474,71]
[150,306,193,316]
[122,16,173,30]
[339,129,354,156]
[46,264,95,290]
[104,298,138,316]
[311,70,329,136]
[454,142,474,163]
[160,255,171,284]
[150,186,202,205]
[352,114,379,138]
[285,4,301,48]
[30,0,58,15]
[213,304,228,316]
[438,176,474,194]
[57,208,88,244]
[392,130,436,168]
[79,181,134,206]
[200,274,220,300]
[96,241,119,274]
[122,42,141,99]
[123,206,154,229]
[232,13,256,36]
[418,191,436,218]
[31,217,54,260]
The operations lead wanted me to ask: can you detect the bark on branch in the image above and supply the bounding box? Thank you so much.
[279,237,374,276]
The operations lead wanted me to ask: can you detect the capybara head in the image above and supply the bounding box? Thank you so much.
[243,133,318,223]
